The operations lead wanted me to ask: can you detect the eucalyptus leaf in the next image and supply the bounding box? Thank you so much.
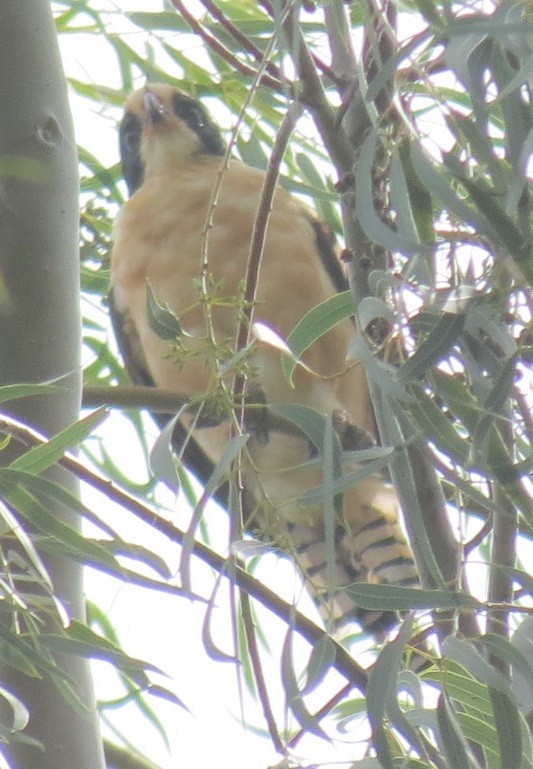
[282,291,354,384]
[344,583,478,612]
[280,629,329,740]
[443,637,517,699]
[436,693,476,769]
[149,410,184,491]
[10,408,108,475]
[146,283,183,340]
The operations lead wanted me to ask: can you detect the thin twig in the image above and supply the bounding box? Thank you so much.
[170,0,283,91]
[279,4,354,173]
[198,0,283,83]
[227,99,304,752]
[232,100,304,416]
[240,590,286,755]
[0,412,369,692]
[487,481,517,673]
[256,0,345,86]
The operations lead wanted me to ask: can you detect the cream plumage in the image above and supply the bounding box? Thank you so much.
[110,84,418,638]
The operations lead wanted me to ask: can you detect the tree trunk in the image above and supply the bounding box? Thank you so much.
[0,3,104,767]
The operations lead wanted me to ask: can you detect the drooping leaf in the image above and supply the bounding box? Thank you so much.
[282,291,354,384]
[343,583,479,612]
[146,283,183,340]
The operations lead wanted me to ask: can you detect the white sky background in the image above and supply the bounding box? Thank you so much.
[59,3,376,769]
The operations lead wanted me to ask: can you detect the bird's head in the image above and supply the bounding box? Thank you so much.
[119,84,226,195]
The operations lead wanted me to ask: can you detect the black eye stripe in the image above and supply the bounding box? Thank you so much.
[119,112,144,196]
[171,94,205,127]
[171,92,226,157]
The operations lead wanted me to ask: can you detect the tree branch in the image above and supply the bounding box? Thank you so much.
[0,413,369,694]
[170,0,283,91]
[198,0,283,83]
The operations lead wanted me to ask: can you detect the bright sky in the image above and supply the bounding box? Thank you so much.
[59,3,375,768]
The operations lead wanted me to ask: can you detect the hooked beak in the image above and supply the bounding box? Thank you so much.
[143,89,166,124]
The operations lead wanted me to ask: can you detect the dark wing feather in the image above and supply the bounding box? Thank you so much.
[109,289,225,501]
[306,215,349,294]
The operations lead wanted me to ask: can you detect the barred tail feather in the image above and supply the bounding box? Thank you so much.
[286,507,419,640]
[349,514,419,587]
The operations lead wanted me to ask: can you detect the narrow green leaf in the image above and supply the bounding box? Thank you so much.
[299,454,396,507]
[499,51,533,99]
[280,629,329,740]
[41,627,156,687]
[179,434,249,591]
[471,355,517,460]
[451,112,507,192]
[397,311,466,383]
[367,616,415,768]
[0,629,42,678]
[427,661,494,718]
[282,291,354,384]
[0,383,58,405]
[0,623,66,680]
[343,583,478,612]
[10,408,108,474]
[490,36,531,169]
[384,405,447,588]
[302,635,336,696]
[443,637,517,698]
[366,29,435,104]
[348,336,411,401]
[480,633,533,707]
[0,470,119,570]
[268,403,331,453]
[149,411,183,491]
[436,693,476,769]
[489,688,522,769]
[323,415,341,613]
[146,283,183,340]
[203,433,249,499]
[202,575,239,664]
[398,140,435,249]
[0,498,52,588]
[444,17,533,39]
[446,164,531,279]
[409,385,470,469]
[0,686,29,733]
[390,149,424,244]
[410,144,494,236]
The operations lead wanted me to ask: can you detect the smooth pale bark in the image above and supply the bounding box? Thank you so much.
[0,3,104,768]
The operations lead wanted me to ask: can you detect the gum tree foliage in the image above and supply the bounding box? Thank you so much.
[1,1,532,768]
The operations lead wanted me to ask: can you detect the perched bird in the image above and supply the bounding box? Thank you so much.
[110,84,418,639]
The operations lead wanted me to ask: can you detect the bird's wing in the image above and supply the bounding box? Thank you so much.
[110,84,418,638]
[108,289,223,495]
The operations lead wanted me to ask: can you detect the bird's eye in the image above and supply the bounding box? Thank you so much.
[190,107,205,128]
[171,92,225,157]
[181,103,205,131]
[119,112,142,158]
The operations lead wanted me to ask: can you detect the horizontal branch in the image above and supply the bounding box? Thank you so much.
[83,384,189,414]
[0,412,369,693]
[83,384,372,446]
